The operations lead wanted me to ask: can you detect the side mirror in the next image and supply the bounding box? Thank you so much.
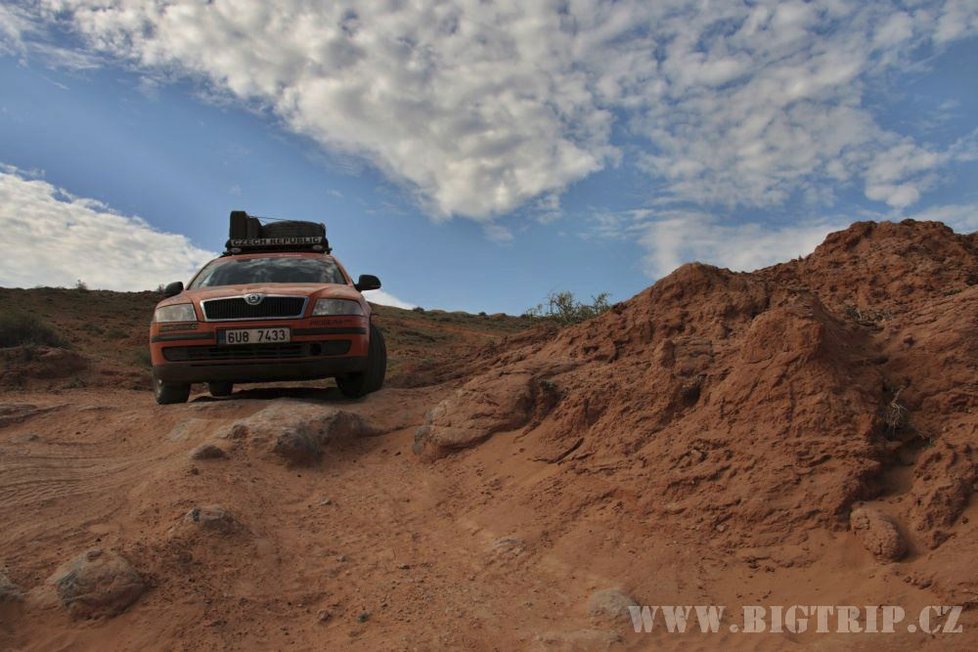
[163,281,184,298]
[354,274,381,292]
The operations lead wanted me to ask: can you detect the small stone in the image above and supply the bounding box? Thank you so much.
[189,443,227,460]
[587,588,638,623]
[319,498,333,506]
[537,629,622,647]
[357,611,370,623]
[850,506,906,562]
[220,423,249,440]
[12,432,41,443]
[183,505,240,534]
[49,549,144,619]
[0,571,24,603]
[317,609,332,623]
[490,536,525,558]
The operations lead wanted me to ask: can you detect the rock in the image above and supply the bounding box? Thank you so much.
[587,589,638,623]
[218,423,249,440]
[850,506,906,561]
[413,365,567,460]
[490,536,526,559]
[273,427,321,465]
[535,629,621,649]
[12,431,41,443]
[230,404,375,465]
[49,548,144,618]
[189,443,227,460]
[317,609,332,623]
[183,505,240,534]
[0,570,23,602]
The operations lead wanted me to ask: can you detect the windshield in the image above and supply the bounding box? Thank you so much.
[190,257,347,288]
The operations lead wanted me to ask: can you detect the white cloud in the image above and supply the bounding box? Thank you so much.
[0,165,417,308]
[0,4,30,55]
[31,0,615,219]
[641,216,845,278]
[362,289,415,310]
[897,202,978,234]
[627,200,978,279]
[581,206,843,277]
[0,165,216,290]
[935,0,978,43]
[483,223,514,243]
[13,1,978,222]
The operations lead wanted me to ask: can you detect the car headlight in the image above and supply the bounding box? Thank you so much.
[154,303,197,323]
[312,299,364,316]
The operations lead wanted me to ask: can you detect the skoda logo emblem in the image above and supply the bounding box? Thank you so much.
[244,293,264,305]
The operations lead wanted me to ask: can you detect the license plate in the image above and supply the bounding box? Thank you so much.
[220,327,291,345]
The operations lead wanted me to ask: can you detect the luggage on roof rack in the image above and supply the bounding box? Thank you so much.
[225,210,331,254]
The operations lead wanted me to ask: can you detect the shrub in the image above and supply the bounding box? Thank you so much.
[524,291,612,325]
[0,312,70,348]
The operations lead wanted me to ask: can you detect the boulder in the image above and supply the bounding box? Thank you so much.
[49,548,144,618]
[223,404,374,465]
[189,442,228,460]
[587,588,638,623]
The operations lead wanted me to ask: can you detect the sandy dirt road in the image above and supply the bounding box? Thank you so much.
[1,383,975,651]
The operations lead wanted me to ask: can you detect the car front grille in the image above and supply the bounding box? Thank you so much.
[163,340,351,363]
[202,296,306,321]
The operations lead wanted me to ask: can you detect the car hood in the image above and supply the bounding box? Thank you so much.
[156,284,362,308]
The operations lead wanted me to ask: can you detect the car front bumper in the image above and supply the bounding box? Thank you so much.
[149,315,370,385]
[153,355,368,384]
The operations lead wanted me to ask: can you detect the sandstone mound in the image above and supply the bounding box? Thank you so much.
[415,220,978,559]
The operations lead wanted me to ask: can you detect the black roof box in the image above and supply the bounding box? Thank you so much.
[225,210,331,254]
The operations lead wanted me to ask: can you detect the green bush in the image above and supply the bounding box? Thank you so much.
[0,312,70,348]
[524,291,612,325]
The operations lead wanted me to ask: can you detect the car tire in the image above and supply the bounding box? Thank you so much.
[153,370,190,405]
[208,382,233,397]
[336,324,387,399]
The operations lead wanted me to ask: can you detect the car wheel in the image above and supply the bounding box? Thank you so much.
[208,382,233,397]
[153,370,190,405]
[336,324,387,399]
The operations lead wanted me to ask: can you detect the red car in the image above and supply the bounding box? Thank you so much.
[148,212,386,404]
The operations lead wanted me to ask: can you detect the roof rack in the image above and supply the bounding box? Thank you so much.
[224,210,331,255]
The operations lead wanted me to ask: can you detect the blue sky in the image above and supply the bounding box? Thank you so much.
[1,1,976,314]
